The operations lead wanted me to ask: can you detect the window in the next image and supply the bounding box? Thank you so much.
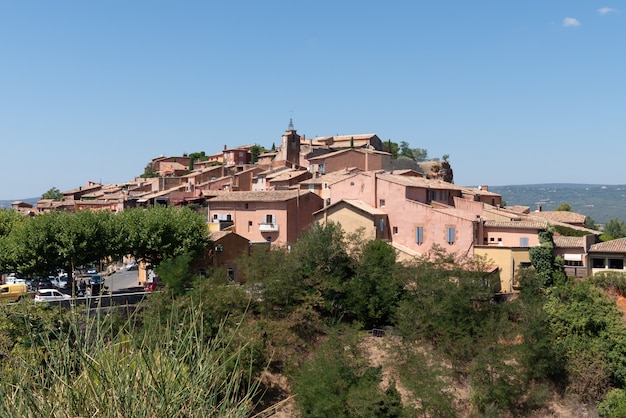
[520,237,529,247]
[564,260,583,267]
[609,258,624,269]
[379,199,386,207]
[379,218,385,232]
[265,214,275,224]
[393,226,398,234]
[248,221,253,226]
[228,268,237,281]
[309,185,315,192]
[415,226,424,244]
[446,227,455,244]
[592,258,605,268]
[266,236,272,242]
[244,203,249,209]
[323,182,329,189]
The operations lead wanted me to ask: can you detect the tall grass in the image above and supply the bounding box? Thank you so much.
[0,301,261,417]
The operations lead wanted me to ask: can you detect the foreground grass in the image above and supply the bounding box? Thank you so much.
[0,301,261,417]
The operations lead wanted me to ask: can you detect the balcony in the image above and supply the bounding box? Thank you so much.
[259,223,279,232]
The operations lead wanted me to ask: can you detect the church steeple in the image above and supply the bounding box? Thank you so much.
[287,117,294,131]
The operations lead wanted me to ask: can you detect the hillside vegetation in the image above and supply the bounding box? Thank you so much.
[3,222,626,417]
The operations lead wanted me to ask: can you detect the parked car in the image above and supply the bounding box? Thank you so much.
[52,275,69,289]
[33,278,55,291]
[89,275,107,295]
[5,273,27,285]
[34,289,72,303]
[0,283,28,302]
[125,261,138,271]
[86,268,97,275]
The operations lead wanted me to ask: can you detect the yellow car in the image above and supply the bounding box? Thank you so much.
[0,283,28,303]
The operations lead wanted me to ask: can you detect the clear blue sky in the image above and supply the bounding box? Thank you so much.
[1,1,624,200]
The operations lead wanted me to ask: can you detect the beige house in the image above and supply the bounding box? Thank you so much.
[589,238,626,275]
[314,199,390,242]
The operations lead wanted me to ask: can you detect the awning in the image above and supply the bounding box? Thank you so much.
[564,254,582,261]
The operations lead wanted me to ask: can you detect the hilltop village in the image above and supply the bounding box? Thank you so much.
[9,121,625,292]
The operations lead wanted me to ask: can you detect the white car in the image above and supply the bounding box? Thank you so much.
[34,289,72,302]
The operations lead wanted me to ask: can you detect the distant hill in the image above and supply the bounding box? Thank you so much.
[488,184,626,225]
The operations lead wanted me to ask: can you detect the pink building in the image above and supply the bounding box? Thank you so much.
[207,190,324,245]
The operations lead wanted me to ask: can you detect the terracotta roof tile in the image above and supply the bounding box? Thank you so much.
[590,238,626,253]
[484,220,548,229]
[208,190,310,202]
[529,211,587,224]
[553,236,586,248]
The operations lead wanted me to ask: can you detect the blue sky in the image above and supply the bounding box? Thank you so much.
[1,1,624,200]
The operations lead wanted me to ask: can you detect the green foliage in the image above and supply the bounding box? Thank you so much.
[544,280,626,402]
[528,229,564,287]
[187,151,207,169]
[552,223,590,237]
[394,248,498,370]
[384,140,399,158]
[603,218,626,239]
[589,271,626,294]
[250,144,264,163]
[555,202,572,211]
[41,186,63,201]
[585,216,599,230]
[289,222,354,319]
[394,345,456,417]
[598,388,626,418]
[155,252,195,295]
[117,206,209,269]
[398,141,428,162]
[291,327,405,417]
[0,206,208,277]
[347,240,402,328]
[0,301,262,417]
[139,161,159,178]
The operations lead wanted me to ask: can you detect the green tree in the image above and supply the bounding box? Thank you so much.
[603,218,626,239]
[292,326,405,417]
[250,144,264,163]
[347,240,401,328]
[289,221,354,319]
[585,216,599,230]
[139,162,159,178]
[384,140,399,158]
[529,229,564,287]
[117,206,209,269]
[399,141,428,162]
[555,203,572,211]
[41,187,63,201]
[187,151,207,170]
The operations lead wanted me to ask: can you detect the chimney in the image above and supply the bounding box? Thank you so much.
[536,205,542,212]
